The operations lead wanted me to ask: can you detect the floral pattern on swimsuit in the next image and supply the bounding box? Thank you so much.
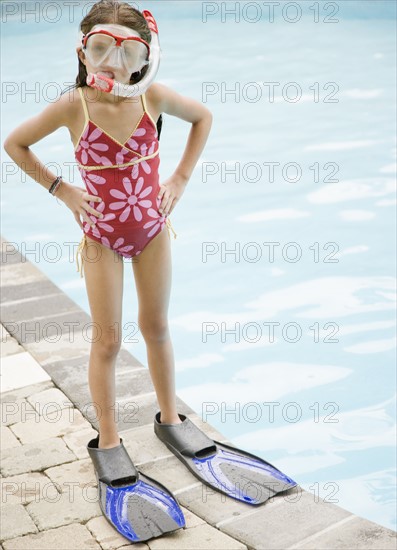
[74,87,176,278]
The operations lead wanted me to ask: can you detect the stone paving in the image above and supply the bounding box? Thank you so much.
[1,235,397,549]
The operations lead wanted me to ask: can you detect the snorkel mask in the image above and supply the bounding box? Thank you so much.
[78,10,160,98]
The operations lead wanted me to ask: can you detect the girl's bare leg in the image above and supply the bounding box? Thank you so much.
[82,236,124,448]
[132,226,181,424]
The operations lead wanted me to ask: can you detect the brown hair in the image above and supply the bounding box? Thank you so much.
[75,0,151,88]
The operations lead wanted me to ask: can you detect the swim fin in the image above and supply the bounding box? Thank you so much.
[87,435,185,543]
[154,413,297,505]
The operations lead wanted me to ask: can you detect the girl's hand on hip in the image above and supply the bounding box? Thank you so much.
[56,182,103,230]
[157,174,187,217]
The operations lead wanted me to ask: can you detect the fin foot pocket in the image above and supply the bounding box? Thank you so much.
[110,475,138,487]
[87,434,185,542]
[154,412,298,505]
[195,445,217,458]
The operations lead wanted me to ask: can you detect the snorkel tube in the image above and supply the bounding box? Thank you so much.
[85,10,160,98]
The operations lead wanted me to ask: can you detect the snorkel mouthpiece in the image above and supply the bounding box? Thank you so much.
[87,73,114,93]
[85,10,160,98]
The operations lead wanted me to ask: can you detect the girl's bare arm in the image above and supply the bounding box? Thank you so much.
[148,83,213,185]
[3,95,102,229]
[3,95,72,196]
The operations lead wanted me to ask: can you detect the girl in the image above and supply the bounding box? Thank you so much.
[4,0,212,456]
[4,1,296,543]
[4,1,214,541]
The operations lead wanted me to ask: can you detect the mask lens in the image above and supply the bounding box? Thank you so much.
[85,34,115,66]
[121,40,148,72]
[84,31,149,73]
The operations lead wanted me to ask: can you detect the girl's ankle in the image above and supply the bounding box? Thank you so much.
[98,435,121,449]
[159,413,182,424]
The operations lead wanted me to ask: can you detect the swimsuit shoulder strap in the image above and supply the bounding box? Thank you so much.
[140,92,148,113]
[141,92,158,131]
[77,87,90,125]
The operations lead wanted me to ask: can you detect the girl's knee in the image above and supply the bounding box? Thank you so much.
[92,335,121,359]
[138,317,169,343]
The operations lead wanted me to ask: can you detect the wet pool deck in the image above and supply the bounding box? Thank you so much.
[1,234,396,550]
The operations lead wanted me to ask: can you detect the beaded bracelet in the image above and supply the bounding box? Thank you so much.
[48,175,62,195]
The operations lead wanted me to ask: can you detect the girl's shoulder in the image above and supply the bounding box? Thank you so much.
[37,86,86,133]
[145,82,178,116]
[58,86,85,125]
[146,82,167,107]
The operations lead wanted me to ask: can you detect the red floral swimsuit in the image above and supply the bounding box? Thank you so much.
[74,87,176,278]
